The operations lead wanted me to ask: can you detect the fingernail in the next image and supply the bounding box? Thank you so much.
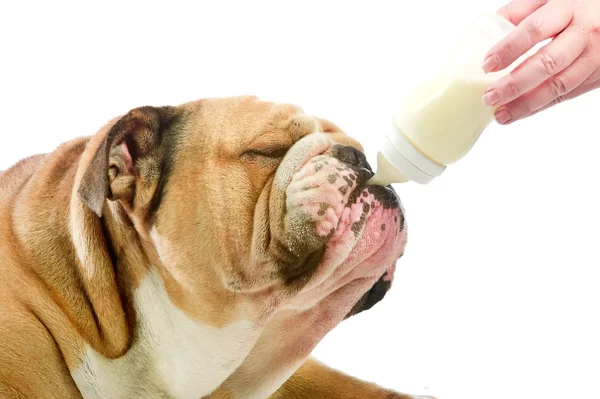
[495,107,513,124]
[482,54,499,73]
[482,89,500,106]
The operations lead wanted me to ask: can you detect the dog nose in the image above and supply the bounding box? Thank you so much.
[334,146,371,171]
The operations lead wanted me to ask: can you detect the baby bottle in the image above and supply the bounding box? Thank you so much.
[369,13,536,185]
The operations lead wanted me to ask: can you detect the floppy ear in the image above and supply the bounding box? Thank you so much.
[78,106,179,217]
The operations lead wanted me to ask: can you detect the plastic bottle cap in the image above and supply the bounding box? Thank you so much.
[381,122,446,184]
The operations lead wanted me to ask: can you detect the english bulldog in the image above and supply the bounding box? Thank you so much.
[0,96,430,399]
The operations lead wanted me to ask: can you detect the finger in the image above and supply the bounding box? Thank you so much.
[483,26,588,107]
[497,0,549,26]
[494,55,597,124]
[529,79,600,116]
[483,0,573,73]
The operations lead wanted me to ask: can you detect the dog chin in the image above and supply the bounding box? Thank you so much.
[280,145,406,313]
[335,183,404,317]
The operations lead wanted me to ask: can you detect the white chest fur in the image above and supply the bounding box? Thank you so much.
[72,271,255,399]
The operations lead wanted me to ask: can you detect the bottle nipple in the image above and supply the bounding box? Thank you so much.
[368,152,409,186]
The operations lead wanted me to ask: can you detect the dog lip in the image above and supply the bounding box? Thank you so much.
[345,271,392,319]
[354,165,375,178]
[361,184,400,208]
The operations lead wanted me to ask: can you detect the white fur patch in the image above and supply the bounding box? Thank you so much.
[72,270,256,399]
[274,132,331,191]
[69,199,96,279]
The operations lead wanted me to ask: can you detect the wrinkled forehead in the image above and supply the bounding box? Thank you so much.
[178,96,324,152]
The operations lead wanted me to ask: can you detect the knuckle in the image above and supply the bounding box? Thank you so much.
[526,18,545,39]
[539,52,561,75]
[519,100,534,115]
[511,98,533,117]
[589,25,600,38]
[585,25,600,49]
[548,76,568,97]
[504,76,521,97]
[501,40,517,61]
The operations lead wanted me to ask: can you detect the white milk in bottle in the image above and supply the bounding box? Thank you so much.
[369,13,535,186]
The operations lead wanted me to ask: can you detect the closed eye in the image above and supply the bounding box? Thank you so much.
[243,146,289,159]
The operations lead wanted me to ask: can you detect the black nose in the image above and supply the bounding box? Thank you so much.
[334,145,372,172]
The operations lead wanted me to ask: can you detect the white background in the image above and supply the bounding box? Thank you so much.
[1,1,599,398]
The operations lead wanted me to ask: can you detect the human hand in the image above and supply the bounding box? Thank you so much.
[482,0,600,124]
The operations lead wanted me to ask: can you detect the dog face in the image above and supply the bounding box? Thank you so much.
[80,96,406,323]
[75,96,406,396]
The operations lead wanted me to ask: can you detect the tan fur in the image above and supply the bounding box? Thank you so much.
[271,358,422,399]
[0,96,425,398]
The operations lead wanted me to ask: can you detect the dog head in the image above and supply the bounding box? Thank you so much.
[78,96,406,324]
